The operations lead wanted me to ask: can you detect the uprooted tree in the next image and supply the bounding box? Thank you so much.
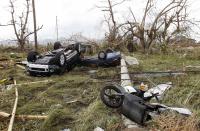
[125,0,191,52]
[9,0,42,51]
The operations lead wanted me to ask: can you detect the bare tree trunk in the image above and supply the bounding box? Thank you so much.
[139,38,146,53]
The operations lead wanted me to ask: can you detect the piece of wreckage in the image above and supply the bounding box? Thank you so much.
[100,57,192,125]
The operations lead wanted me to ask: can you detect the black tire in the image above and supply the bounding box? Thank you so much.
[74,42,81,53]
[54,53,66,74]
[100,85,124,108]
[27,51,39,62]
[98,51,107,60]
[58,53,66,66]
[54,41,62,50]
[106,48,114,53]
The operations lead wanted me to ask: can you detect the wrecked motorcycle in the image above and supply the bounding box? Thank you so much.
[100,83,191,125]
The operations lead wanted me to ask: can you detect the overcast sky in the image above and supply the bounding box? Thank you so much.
[0,0,200,41]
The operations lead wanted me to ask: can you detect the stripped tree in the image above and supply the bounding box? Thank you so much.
[126,0,189,52]
[9,0,42,51]
[98,0,127,45]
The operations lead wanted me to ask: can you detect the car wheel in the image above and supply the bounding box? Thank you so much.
[59,53,66,66]
[106,48,114,53]
[98,51,107,60]
[57,53,66,74]
[54,41,62,50]
[27,51,39,62]
[74,42,81,53]
[100,85,124,108]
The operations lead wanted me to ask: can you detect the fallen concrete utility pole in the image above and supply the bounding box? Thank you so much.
[120,55,140,129]
[185,66,200,71]
[120,70,200,75]
[8,80,18,131]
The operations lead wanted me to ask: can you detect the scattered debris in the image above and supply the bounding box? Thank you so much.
[88,70,97,74]
[0,111,10,118]
[60,129,70,131]
[144,82,172,100]
[5,80,53,90]
[151,103,192,115]
[186,65,200,71]
[16,64,26,70]
[66,100,79,104]
[94,127,104,131]
[10,53,22,59]
[50,104,63,109]
[15,61,28,66]
[124,56,139,66]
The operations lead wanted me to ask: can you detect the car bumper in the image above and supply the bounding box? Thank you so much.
[27,63,60,73]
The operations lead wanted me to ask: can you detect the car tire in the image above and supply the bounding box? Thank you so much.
[106,48,114,53]
[100,85,124,108]
[54,42,62,50]
[74,42,81,53]
[59,53,66,66]
[98,51,107,60]
[27,51,39,62]
[54,53,66,74]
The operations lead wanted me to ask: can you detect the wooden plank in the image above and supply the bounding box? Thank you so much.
[0,111,47,120]
[8,80,18,131]
[5,80,53,90]
[0,111,11,118]
[16,64,26,70]
[15,115,47,120]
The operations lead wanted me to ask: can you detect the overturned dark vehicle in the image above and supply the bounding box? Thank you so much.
[26,42,81,76]
[81,49,121,67]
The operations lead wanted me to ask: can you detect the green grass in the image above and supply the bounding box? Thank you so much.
[0,51,120,130]
[0,47,200,130]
